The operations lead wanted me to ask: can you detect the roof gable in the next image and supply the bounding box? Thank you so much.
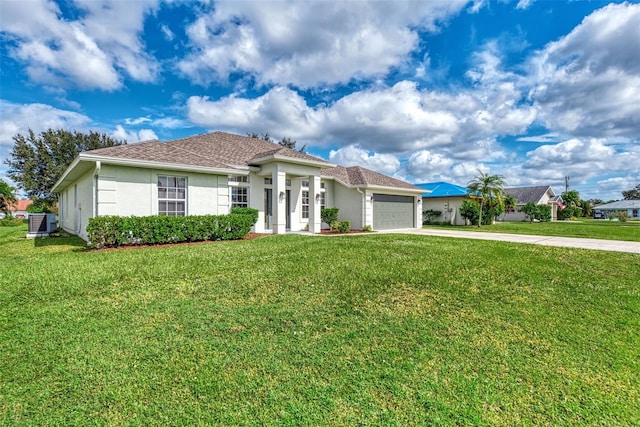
[322,165,422,191]
[504,186,554,205]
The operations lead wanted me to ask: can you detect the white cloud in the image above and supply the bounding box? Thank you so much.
[529,2,640,139]
[187,73,535,156]
[516,0,534,10]
[160,24,174,41]
[0,0,160,90]
[0,101,92,147]
[178,0,470,88]
[329,145,400,175]
[518,138,625,188]
[0,101,94,185]
[112,125,158,143]
[407,150,454,181]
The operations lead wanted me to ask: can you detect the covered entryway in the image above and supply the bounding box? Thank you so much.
[373,194,415,230]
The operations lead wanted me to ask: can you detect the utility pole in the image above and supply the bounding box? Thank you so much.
[565,176,569,193]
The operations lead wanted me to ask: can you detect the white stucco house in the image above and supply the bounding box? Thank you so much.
[502,186,563,221]
[52,132,424,241]
[593,200,640,219]
[416,181,468,225]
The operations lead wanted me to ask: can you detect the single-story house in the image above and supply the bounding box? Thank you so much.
[503,186,563,221]
[416,181,468,225]
[52,132,424,241]
[3,199,32,219]
[593,200,640,219]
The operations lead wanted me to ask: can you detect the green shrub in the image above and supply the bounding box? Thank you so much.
[422,209,442,224]
[87,213,255,248]
[230,207,259,225]
[336,220,351,233]
[460,200,479,225]
[362,224,373,232]
[321,208,339,227]
[614,211,628,222]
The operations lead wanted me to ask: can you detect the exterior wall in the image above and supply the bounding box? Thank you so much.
[332,184,364,230]
[97,165,227,218]
[59,169,94,240]
[422,196,467,225]
[502,209,528,222]
[60,164,230,240]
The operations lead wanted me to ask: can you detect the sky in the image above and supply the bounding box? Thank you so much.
[1,0,639,202]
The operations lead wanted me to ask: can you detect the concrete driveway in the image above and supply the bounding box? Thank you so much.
[378,228,640,254]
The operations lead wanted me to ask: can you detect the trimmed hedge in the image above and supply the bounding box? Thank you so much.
[230,207,259,225]
[87,213,257,248]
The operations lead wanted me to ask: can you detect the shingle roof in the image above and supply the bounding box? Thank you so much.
[594,200,640,210]
[85,131,329,169]
[504,186,554,205]
[416,181,468,198]
[10,200,32,212]
[79,132,420,192]
[321,165,422,191]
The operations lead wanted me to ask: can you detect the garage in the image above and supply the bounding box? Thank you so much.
[373,194,415,230]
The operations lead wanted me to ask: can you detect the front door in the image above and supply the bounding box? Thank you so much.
[286,190,291,229]
[264,189,273,230]
[264,188,291,231]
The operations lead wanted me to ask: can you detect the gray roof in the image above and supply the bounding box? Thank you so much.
[86,131,330,169]
[70,132,421,192]
[322,165,422,191]
[594,200,640,210]
[504,186,554,205]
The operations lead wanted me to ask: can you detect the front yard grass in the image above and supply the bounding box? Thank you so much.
[425,218,640,242]
[1,224,639,425]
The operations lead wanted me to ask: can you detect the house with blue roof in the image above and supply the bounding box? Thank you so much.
[415,182,470,225]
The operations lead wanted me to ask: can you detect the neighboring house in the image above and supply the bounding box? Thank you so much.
[503,186,563,221]
[593,200,640,219]
[416,182,468,225]
[52,132,424,241]
[9,200,32,219]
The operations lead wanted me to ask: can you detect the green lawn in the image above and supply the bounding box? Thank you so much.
[425,219,640,242]
[1,224,639,425]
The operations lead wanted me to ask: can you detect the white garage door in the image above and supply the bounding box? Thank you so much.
[373,194,415,230]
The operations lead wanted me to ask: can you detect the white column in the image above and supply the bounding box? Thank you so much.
[273,169,287,234]
[309,175,321,233]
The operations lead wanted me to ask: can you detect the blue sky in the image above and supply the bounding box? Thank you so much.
[1,0,639,202]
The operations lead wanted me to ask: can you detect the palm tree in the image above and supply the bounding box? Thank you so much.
[467,170,506,227]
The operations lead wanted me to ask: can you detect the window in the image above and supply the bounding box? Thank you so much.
[320,191,326,210]
[158,175,186,216]
[228,176,249,183]
[264,177,273,185]
[302,190,309,219]
[302,180,309,188]
[232,187,248,208]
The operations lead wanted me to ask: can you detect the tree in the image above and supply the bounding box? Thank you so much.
[459,200,480,225]
[248,132,307,152]
[0,179,17,216]
[467,170,506,228]
[622,184,640,200]
[559,190,584,219]
[5,129,125,208]
[519,202,552,222]
[520,202,538,222]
